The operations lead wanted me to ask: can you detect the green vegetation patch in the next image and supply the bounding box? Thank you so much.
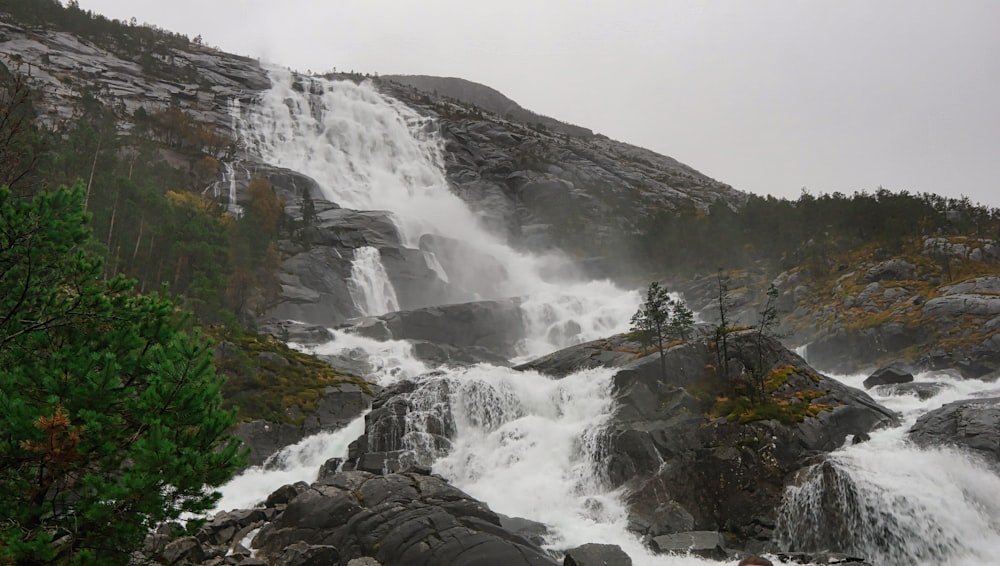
[212,328,372,424]
[710,387,834,425]
[693,363,834,426]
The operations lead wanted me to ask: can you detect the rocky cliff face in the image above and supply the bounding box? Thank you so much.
[0,19,267,131]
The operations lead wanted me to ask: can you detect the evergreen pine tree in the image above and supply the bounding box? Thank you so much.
[0,183,245,564]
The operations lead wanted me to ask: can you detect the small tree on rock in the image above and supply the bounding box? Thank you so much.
[631,282,694,380]
[714,270,733,377]
[668,300,695,341]
[749,283,781,404]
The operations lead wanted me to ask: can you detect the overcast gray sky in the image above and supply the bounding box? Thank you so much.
[79,0,1000,206]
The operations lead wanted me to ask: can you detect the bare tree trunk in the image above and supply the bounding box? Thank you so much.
[131,216,144,269]
[84,135,102,210]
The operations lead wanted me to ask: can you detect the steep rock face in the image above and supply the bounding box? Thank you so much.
[266,193,452,325]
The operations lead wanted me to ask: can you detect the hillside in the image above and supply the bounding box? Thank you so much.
[381,74,594,137]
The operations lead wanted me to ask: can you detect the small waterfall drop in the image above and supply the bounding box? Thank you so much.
[347,246,400,316]
[212,417,365,513]
[775,372,1000,565]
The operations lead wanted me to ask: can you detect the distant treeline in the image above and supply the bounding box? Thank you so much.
[632,188,1000,274]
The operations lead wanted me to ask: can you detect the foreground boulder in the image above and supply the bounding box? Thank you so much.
[908,397,1000,466]
[253,470,558,566]
[562,543,632,566]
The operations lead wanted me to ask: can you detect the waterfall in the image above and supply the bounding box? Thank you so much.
[212,417,366,513]
[238,68,640,353]
[347,246,400,316]
[775,372,1000,566]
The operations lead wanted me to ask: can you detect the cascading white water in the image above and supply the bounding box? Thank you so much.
[238,68,640,352]
[212,417,366,513]
[347,246,400,316]
[214,329,716,566]
[775,371,1000,565]
[211,331,429,515]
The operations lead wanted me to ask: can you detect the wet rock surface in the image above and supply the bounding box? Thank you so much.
[589,333,894,551]
[147,470,560,566]
[562,543,633,566]
[351,298,526,361]
[908,396,1000,465]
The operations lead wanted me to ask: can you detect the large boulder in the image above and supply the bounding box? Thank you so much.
[351,298,526,360]
[346,380,455,474]
[863,259,917,282]
[862,366,914,389]
[596,332,896,550]
[562,543,633,566]
[252,471,559,566]
[908,397,1000,466]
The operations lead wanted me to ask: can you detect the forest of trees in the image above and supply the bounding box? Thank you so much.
[0,48,284,327]
[630,188,1000,277]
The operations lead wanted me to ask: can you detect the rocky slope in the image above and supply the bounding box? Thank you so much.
[673,237,1000,380]
[378,77,743,255]
[381,74,593,137]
